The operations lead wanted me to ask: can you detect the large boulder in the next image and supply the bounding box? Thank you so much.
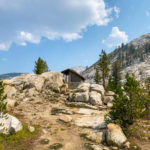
[106,123,127,147]
[3,72,64,92]
[41,72,64,91]
[90,84,105,96]
[76,83,90,92]
[73,92,89,103]
[0,114,22,134]
[89,91,103,106]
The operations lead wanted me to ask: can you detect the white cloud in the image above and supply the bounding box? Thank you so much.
[0,0,117,50]
[102,27,128,48]
[0,43,11,51]
[114,6,120,18]
[146,11,150,17]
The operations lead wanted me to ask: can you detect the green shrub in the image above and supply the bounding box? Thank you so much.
[49,143,63,149]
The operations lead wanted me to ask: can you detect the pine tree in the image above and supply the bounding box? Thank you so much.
[0,81,7,114]
[97,50,109,89]
[33,57,49,74]
[107,74,146,133]
[94,67,101,84]
[112,60,122,88]
[144,77,150,120]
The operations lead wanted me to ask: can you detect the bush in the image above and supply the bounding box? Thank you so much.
[49,143,63,149]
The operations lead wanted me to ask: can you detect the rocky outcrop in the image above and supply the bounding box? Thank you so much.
[0,113,22,135]
[68,83,105,106]
[68,83,115,108]
[1,72,134,150]
[106,123,127,147]
[3,72,64,92]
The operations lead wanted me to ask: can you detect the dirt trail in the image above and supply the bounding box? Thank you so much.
[11,94,94,150]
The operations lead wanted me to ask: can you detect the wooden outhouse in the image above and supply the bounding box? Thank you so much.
[61,69,85,89]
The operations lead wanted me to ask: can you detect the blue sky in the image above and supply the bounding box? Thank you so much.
[0,0,150,74]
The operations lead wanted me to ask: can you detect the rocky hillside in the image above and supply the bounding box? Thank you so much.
[1,72,139,150]
[82,33,150,82]
[72,66,87,74]
[1,72,149,150]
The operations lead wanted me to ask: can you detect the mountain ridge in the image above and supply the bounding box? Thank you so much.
[0,73,24,80]
[82,33,150,82]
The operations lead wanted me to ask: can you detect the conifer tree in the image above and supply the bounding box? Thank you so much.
[107,74,146,133]
[94,67,101,84]
[97,50,109,89]
[145,77,150,120]
[33,57,49,74]
[0,81,7,114]
[112,60,122,88]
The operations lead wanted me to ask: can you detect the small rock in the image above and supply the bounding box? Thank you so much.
[107,103,113,108]
[125,141,130,149]
[105,91,115,96]
[40,139,50,145]
[28,125,35,132]
[111,146,118,150]
[58,115,72,123]
[81,129,105,143]
[104,96,114,104]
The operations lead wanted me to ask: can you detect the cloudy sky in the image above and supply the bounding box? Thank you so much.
[0,0,150,74]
